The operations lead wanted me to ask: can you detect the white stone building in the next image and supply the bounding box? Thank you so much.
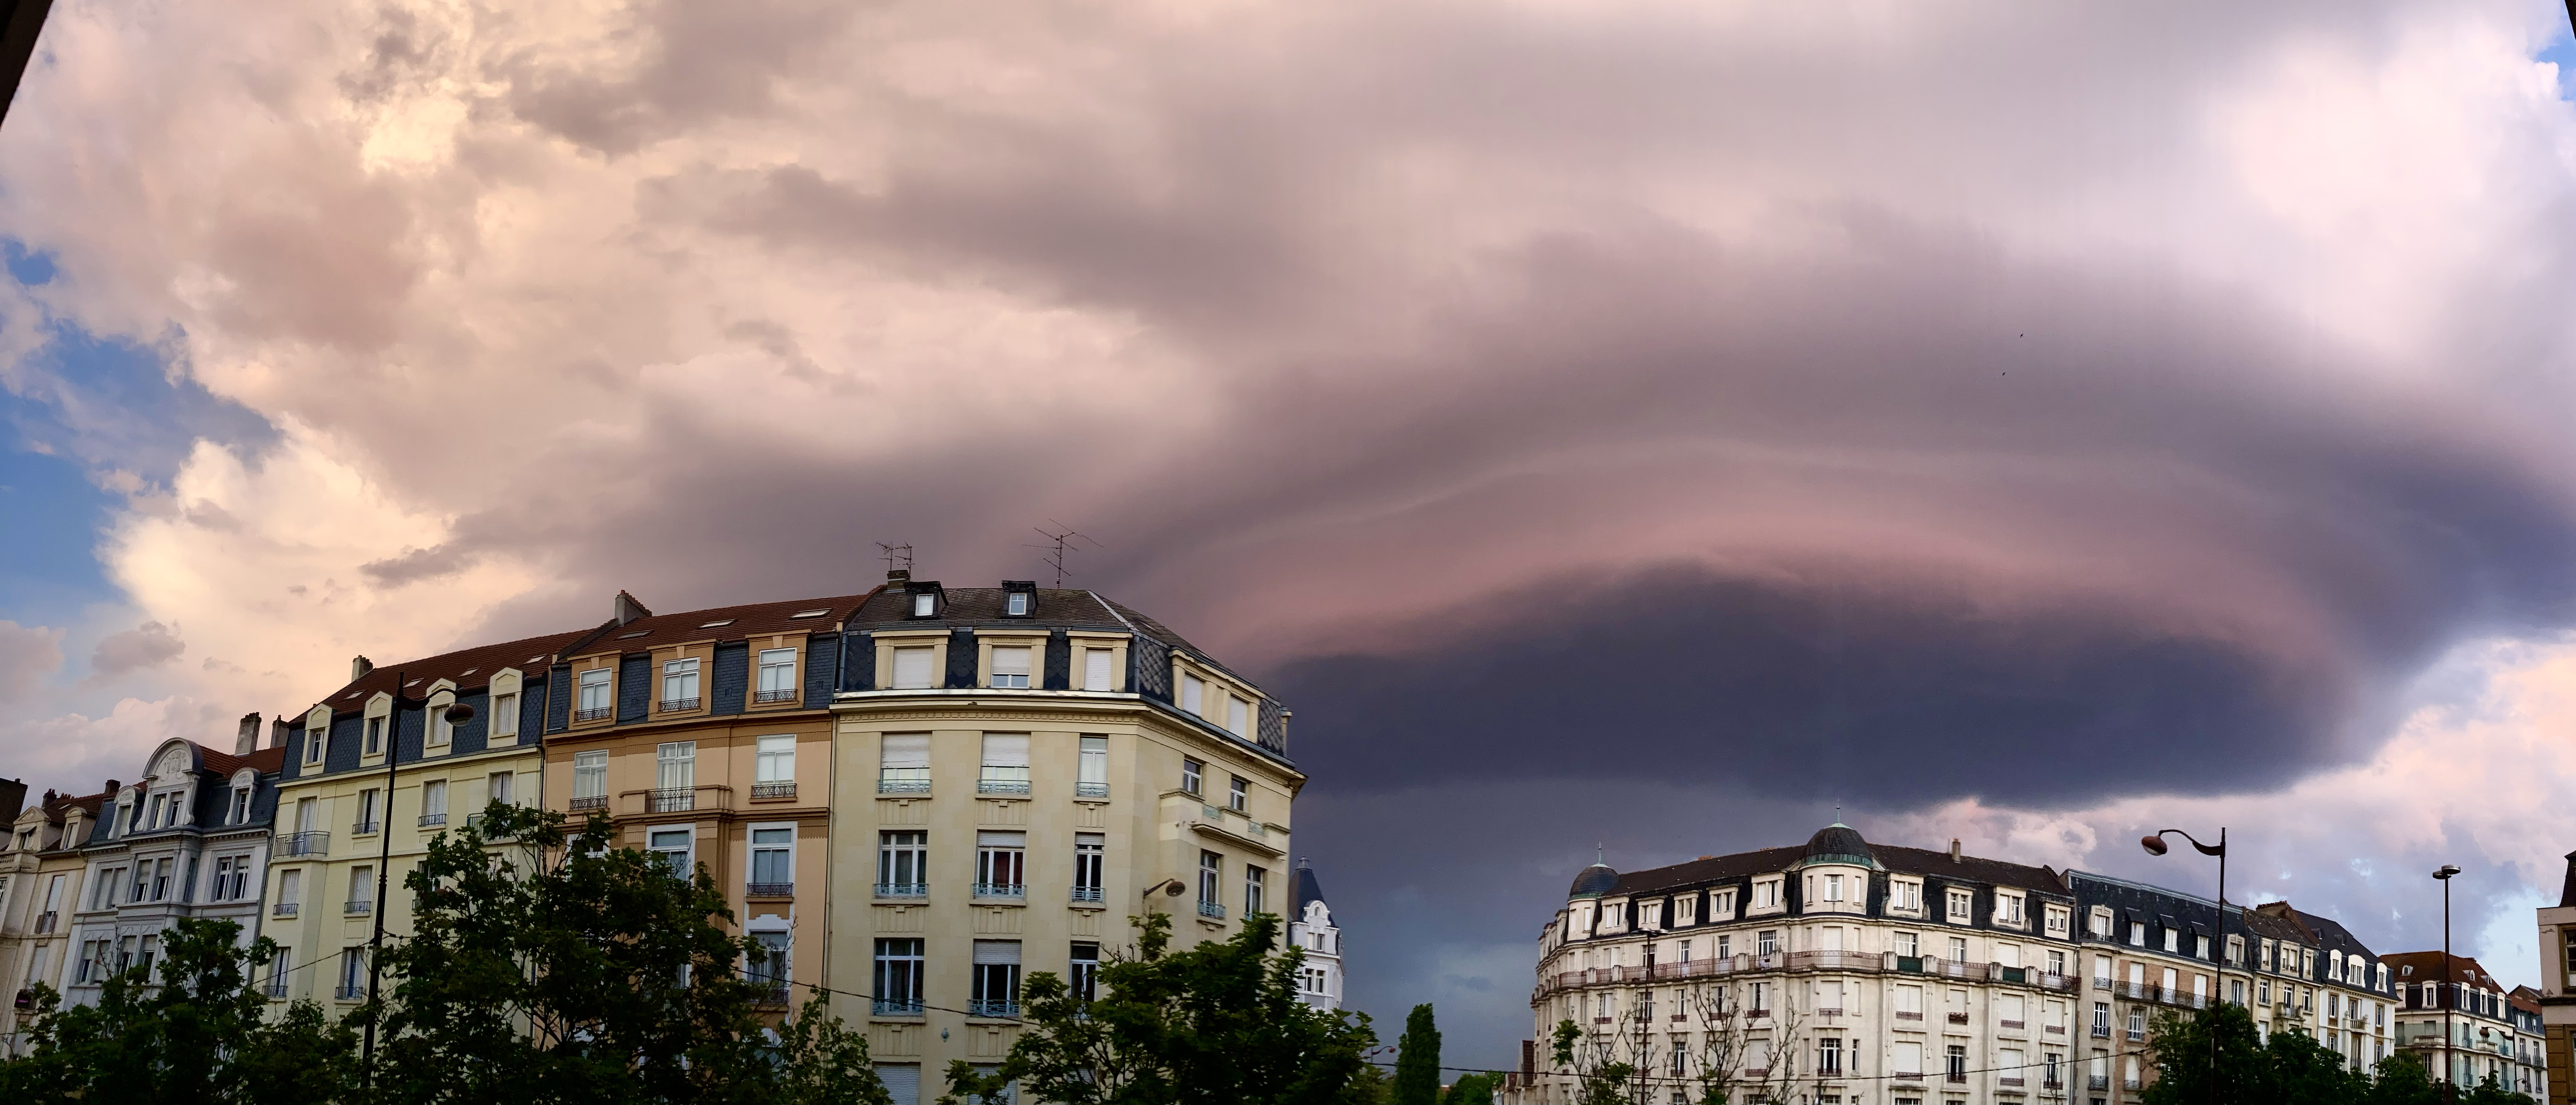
[1289,857,1343,1010]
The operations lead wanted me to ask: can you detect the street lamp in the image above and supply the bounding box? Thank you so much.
[2435,864,2462,1104]
[2143,827,2227,1104]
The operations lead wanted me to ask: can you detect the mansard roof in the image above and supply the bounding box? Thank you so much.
[307,627,600,715]
[2381,950,2507,991]
[1600,827,2069,900]
[564,592,879,659]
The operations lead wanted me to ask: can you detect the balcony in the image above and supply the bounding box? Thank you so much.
[262,980,288,1000]
[623,785,732,816]
[2125,1080,2143,1091]
[417,813,446,827]
[976,883,1027,900]
[755,688,798,704]
[351,820,380,836]
[272,902,298,917]
[658,697,700,713]
[2043,1078,2064,1091]
[335,985,364,1001]
[1076,781,1109,799]
[745,882,794,899]
[34,910,57,934]
[1071,886,1104,903]
[277,831,329,857]
[569,795,607,813]
[2000,1076,2024,1087]
[575,706,612,722]
[872,998,925,1017]
[1948,1012,1970,1025]
[1947,1071,1967,1085]
[2091,1023,2109,1038]
[344,899,373,916]
[751,782,796,801]
[649,788,695,813]
[1198,900,1227,920]
[875,882,928,899]
[1892,1072,1923,1082]
[2001,1019,2025,1030]
[878,772,931,795]
[752,984,790,1006]
[978,778,1033,796]
[967,999,1020,1019]
[2088,1075,2110,1091]
[1895,1010,1923,1021]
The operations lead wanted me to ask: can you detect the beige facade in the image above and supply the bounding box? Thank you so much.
[0,791,97,1050]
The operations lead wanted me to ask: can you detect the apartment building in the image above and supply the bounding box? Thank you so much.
[2536,857,2576,1105]
[0,787,101,1051]
[2387,951,2526,1094]
[2509,987,2549,1101]
[1523,825,2087,1105]
[1290,857,1346,1011]
[269,630,589,1009]
[825,572,1300,1104]
[53,721,285,1010]
[538,589,871,1012]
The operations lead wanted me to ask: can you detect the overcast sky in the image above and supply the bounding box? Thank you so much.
[5,0,2576,1068]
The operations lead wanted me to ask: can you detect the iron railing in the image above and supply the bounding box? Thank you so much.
[272,902,298,917]
[575,706,612,722]
[277,831,329,857]
[755,689,798,704]
[875,883,928,899]
[978,778,1033,796]
[262,981,288,999]
[975,883,1027,900]
[1198,901,1226,920]
[752,782,796,800]
[658,698,700,713]
[1075,782,1109,799]
[344,899,373,916]
[968,999,1020,1018]
[34,910,56,933]
[417,813,446,827]
[746,882,794,898]
[351,820,380,835]
[1071,886,1104,903]
[648,788,695,813]
[872,998,924,1016]
[335,985,364,1001]
[879,773,931,794]
[569,795,607,812]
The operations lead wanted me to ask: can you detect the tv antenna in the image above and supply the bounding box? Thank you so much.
[875,542,914,575]
[1026,522,1100,587]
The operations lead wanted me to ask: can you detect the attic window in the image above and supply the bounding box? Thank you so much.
[527,655,547,664]
[460,669,477,676]
[346,691,362,699]
[1006,592,1031,616]
[790,608,830,618]
[619,630,651,639]
[700,619,735,628]
[911,593,936,617]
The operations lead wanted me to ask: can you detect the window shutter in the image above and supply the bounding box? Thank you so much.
[1083,648,1113,691]
[881,734,929,770]
[981,734,1030,768]
[993,647,1031,677]
[893,647,934,689]
[977,831,1026,848]
[877,1064,922,1105]
[972,939,1022,966]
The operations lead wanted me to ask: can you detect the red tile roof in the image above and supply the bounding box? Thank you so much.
[305,628,601,717]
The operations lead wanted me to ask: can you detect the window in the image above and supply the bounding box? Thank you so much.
[1946,1044,1967,1082]
[354,789,380,834]
[2047,949,2066,975]
[1227,695,1250,735]
[1181,674,1206,716]
[1006,591,1031,616]
[2127,1008,2146,1041]
[211,856,240,900]
[347,866,374,914]
[228,786,251,824]
[1182,758,1203,796]
[649,828,693,880]
[756,648,798,703]
[430,702,454,747]
[750,827,794,893]
[991,646,1032,689]
[488,771,515,807]
[2090,907,2111,937]
[911,592,936,617]
[756,734,795,797]
[305,723,326,764]
[876,932,927,1010]
[878,832,927,894]
[421,779,448,825]
[1823,873,1844,902]
[1896,931,1920,957]
[2093,1001,2110,1036]
[572,751,607,809]
[2228,934,2246,965]
[151,858,174,901]
[1819,1037,1842,1074]
[892,646,936,689]
[1713,889,1737,918]
[1947,889,1972,921]
[1246,865,1266,915]
[1228,776,1249,813]
[365,716,386,756]
[1077,736,1108,798]
[750,930,790,998]
[493,692,518,738]
[1199,851,1222,910]
[278,869,301,911]
[1947,936,1967,962]
[577,668,613,721]
[1073,834,1104,902]
[980,734,1031,794]
[1895,1040,1923,1077]
[1758,930,1778,957]
[1891,879,1921,910]
[660,657,702,711]
[971,940,1022,1017]
[655,742,695,809]
[881,734,931,792]
[977,832,1027,897]
[1082,648,1114,691]
[338,948,367,1000]
[1754,878,1780,908]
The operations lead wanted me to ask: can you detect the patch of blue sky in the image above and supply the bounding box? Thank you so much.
[0,238,274,627]
[2540,8,2576,102]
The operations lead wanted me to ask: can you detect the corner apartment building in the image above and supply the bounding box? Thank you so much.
[50,722,286,1011]
[0,787,103,1050]
[822,573,1301,1103]
[2387,951,2528,1095]
[2509,987,2549,1101]
[270,629,589,1008]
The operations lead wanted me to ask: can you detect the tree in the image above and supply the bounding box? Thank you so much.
[0,915,356,1104]
[2254,1022,2369,1105]
[2138,1003,2264,1105]
[1442,1072,1496,1105]
[371,802,886,1105]
[2460,1070,2537,1105]
[947,910,1376,1105]
[2365,1051,2442,1105]
[1393,1004,1442,1105]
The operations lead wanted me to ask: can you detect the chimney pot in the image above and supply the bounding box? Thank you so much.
[352,655,374,682]
[1950,838,1962,862]
[235,712,262,756]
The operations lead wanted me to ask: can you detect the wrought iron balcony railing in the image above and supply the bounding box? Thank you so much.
[875,883,928,899]
[975,883,1027,900]
[1198,900,1226,920]
[968,999,1021,1018]
[569,795,607,812]
[277,831,329,857]
[755,688,798,704]
[751,782,796,800]
[1071,886,1104,903]
[746,882,794,898]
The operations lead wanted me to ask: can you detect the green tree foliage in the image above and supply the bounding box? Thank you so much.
[2255,1020,2370,1104]
[2365,1051,2444,1105]
[0,916,356,1104]
[371,802,887,1105]
[943,910,1376,1105]
[2140,1003,2516,1105]
[2461,1070,2539,1105]
[1442,1071,1496,1105]
[1393,1004,1442,1105]
[1549,1019,1641,1105]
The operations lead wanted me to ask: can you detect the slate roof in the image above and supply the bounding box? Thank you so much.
[2257,901,2378,961]
[2381,951,2508,991]
[563,592,879,659]
[198,743,286,777]
[1296,861,1329,916]
[309,627,602,714]
[846,586,1128,632]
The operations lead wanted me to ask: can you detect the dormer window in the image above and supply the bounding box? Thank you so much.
[305,725,326,765]
[1007,592,1030,616]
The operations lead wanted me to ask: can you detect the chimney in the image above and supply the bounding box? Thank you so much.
[234,712,262,755]
[614,590,652,626]
[352,655,374,682]
[886,568,910,583]
[1950,838,1962,863]
[271,717,290,750]
[105,779,121,796]
[0,777,24,823]
[1521,1039,1536,1081]
[2559,852,2576,910]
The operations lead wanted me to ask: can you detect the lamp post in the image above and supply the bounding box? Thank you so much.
[2143,827,2227,1104]
[358,673,474,1085]
[2435,864,2461,1104]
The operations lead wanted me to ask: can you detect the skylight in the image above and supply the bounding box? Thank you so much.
[700,619,735,627]
[460,668,477,676]
[790,608,830,618]
[619,630,651,639]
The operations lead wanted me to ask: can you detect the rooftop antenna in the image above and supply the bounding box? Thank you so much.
[876,542,914,575]
[1026,522,1100,587]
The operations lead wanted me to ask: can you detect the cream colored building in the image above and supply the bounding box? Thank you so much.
[267,631,589,1010]
[826,574,1301,1105]
[0,788,100,1052]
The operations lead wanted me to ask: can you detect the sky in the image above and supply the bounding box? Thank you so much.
[3,0,2576,1067]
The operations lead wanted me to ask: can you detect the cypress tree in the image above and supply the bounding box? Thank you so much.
[1393,1003,1442,1105]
